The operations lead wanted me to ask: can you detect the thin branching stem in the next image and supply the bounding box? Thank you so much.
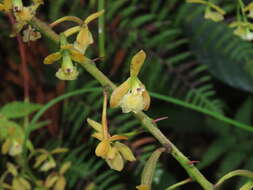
[102,90,109,138]
[30,17,214,190]
[166,178,192,190]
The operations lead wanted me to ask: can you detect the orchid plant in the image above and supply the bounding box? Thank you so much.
[1,0,253,190]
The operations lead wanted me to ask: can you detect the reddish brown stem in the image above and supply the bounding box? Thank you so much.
[152,116,169,123]
[8,14,30,100]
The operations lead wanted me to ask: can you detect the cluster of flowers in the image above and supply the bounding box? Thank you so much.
[187,0,253,41]
[0,0,151,178]
[0,0,43,41]
[40,9,151,171]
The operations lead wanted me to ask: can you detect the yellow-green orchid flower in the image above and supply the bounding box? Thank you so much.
[110,50,151,113]
[2,138,23,156]
[230,21,253,41]
[22,25,41,42]
[244,2,253,19]
[2,162,32,190]
[204,7,224,22]
[10,0,43,37]
[44,34,89,80]
[50,10,104,54]
[186,0,225,22]
[87,92,136,171]
[1,122,24,156]
[32,147,68,172]
[0,0,12,12]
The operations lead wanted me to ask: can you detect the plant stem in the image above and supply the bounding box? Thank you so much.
[214,170,253,188]
[238,0,247,21]
[30,17,214,190]
[7,14,30,100]
[78,60,116,88]
[150,92,253,132]
[102,91,109,138]
[134,112,213,190]
[8,14,30,132]
[166,178,192,190]
[98,0,105,59]
[30,17,60,43]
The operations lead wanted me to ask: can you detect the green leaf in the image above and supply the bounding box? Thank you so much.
[0,118,22,138]
[0,101,41,119]
[185,10,253,93]
[239,181,253,190]
[235,97,253,125]
[198,137,231,169]
[217,151,247,178]
[150,92,253,132]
